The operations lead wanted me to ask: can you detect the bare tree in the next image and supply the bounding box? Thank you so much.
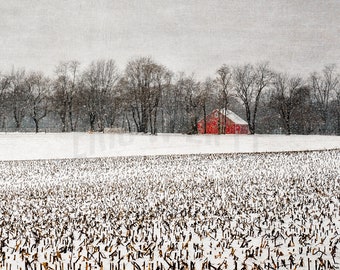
[177,74,201,134]
[332,70,340,135]
[291,86,318,134]
[115,77,132,132]
[160,72,187,133]
[124,57,170,134]
[150,65,172,134]
[215,65,233,134]
[197,77,215,134]
[52,61,81,132]
[270,73,304,135]
[8,69,29,130]
[81,59,119,131]
[52,63,68,132]
[0,73,11,129]
[125,57,150,133]
[26,72,51,133]
[67,61,81,131]
[233,63,273,134]
[310,64,339,134]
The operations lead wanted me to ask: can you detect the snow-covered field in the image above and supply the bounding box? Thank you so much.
[0,133,339,269]
[0,149,339,269]
[0,132,339,160]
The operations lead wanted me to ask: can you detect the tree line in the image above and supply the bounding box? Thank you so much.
[0,57,339,135]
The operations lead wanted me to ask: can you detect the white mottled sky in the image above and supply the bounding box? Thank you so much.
[0,0,339,78]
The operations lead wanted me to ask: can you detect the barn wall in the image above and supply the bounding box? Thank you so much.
[240,125,249,134]
[197,110,249,134]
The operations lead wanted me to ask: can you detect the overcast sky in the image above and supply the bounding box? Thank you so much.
[0,0,339,79]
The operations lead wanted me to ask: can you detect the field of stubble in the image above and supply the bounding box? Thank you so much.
[0,150,339,270]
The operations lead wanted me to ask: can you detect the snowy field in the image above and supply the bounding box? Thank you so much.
[0,133,339,269]
[0,149,339,269]
[0,132,339,160]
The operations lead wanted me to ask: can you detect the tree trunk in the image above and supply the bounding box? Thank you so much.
[97,118,104,132]
[132,109,140,132]
[126,114,131,132]
[148,106,153,134]
[1,116,5,129]
[110,115,116,128]
[33,118,39,133]
[244,105,253,134]
[223,103,228,134]
[73,115,79,132]
[141,107,148,133]
[169,112,175,133]
[322,110,328,134]
[286,113,291,135]
[193,116,198,134]
[63,97,68,132]
[15,120,21,130]
[14,110,22,130]
[251,94,262,135]
[161,109,165,133]
[153,107,158,135]
[89,112,96,132]
[60,110,67,132]
[68,100,74,131]
[337,110,340,136]
[203,103,207,134]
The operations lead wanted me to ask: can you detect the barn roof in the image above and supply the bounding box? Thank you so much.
[218,109,248,125]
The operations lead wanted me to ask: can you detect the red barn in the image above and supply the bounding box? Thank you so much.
[197,109,249,134]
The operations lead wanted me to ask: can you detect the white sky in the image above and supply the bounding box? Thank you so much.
[0,0,339,78]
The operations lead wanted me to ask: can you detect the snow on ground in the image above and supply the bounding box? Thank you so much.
[0,133,339,269]
[0,150,339,269]
[0,132,339,160]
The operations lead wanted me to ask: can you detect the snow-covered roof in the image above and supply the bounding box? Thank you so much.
[218,109,248,125]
